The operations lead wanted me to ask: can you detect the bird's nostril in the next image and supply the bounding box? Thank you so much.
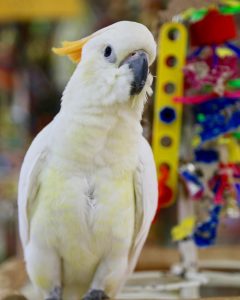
[131,51,137,56]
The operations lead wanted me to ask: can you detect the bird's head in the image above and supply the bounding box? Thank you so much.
[53,21,156,109]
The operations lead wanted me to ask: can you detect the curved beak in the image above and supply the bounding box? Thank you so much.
[120,50,149,95]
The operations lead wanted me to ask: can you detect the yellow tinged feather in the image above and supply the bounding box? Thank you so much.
[35,274,50,290]
[52,35,93,63]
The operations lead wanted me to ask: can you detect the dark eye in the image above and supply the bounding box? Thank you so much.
[104,46,112,57]
[103,45,116,63]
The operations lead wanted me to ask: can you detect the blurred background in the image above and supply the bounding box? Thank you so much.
[2,0,240,299]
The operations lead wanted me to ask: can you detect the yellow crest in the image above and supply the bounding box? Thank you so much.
[52,35,92,63]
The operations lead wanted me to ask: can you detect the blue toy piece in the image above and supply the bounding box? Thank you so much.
[236,183,240,206]
[194,97,240,144]
[159,106,176,124]
[194,149,219,163]
[180,167,204,199]
[193,205,222,247]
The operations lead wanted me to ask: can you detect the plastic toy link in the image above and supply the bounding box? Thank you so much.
[152,22,187,208]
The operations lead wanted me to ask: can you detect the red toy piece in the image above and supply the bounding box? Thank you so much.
[208,163,236,205]
[190,9,237,47]
[153,164,173,222]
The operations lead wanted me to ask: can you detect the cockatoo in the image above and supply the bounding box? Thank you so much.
[18,21,158,300]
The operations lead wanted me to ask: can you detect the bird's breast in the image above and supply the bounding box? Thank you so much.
[51,107,142,173]
[32,166,135,249]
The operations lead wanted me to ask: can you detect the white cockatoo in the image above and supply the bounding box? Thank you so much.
[18,21,158,300]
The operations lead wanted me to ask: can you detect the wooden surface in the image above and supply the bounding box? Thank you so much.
[137,244,240,270]
[0,258,27,299]
[1,245,240,299]
[198,298,240,300]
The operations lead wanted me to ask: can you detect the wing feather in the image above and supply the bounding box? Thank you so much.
[18,124,51,248]
[128,137,158,273]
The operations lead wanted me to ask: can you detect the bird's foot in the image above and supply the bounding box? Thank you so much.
[45,286,62,300]
[82,289,109,300]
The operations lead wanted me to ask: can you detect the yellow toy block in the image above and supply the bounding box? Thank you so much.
[152,22,187,207]
[172,216,196,241]
[219,136,240,163]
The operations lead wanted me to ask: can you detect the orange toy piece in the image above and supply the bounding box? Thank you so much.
[157,164,173,211]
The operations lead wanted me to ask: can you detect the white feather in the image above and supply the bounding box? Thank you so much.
[129,137,158,275]
[18,123,52,248]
